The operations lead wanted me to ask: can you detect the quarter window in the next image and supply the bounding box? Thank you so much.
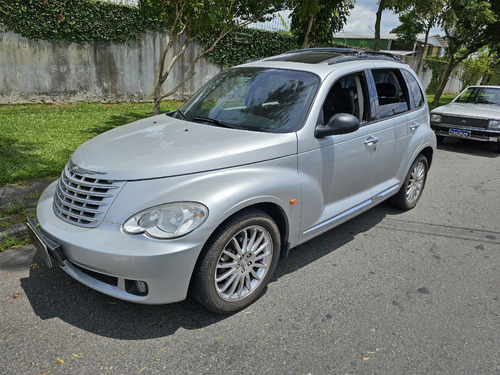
[402,70,425,109]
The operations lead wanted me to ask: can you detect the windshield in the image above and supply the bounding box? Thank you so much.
[455,87,500,105]
[179,68,319,133]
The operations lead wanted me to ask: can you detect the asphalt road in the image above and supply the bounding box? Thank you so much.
[1,137,499,375]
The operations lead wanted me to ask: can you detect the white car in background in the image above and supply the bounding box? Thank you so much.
[430,85,500,153]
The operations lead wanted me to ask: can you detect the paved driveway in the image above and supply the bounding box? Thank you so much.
[1,138,499,374]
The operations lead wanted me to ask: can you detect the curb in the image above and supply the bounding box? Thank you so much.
[0,178,54,246]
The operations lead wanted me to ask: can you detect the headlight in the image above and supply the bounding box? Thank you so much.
[430,113,442,123]
[123,202,208,239]
[488,119,500,130]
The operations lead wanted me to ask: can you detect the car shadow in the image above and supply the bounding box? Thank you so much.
[20,203,395,340]
[437,137,499,157]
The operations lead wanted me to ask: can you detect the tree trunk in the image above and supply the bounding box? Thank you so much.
[432,56,456,106]
[373,0,386,51]
[302,15,315,49]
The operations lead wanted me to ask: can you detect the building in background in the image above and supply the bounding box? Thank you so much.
[333,32,447,57]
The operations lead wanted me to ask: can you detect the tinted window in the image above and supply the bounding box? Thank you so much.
[181,68,319,133]
[321,72,370,125]
[372,69,410,119]
[402,70,424,109]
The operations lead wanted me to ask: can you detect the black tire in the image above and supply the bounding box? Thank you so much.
[390,154,429,210]
[191,208,280,314]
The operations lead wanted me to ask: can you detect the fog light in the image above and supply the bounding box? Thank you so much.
[136,281,148,294]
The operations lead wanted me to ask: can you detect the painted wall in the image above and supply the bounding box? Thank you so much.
[0,30,461,105]
[0,31,221,104]
[402,56,463,94]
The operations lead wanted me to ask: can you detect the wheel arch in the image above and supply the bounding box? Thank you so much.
[189,202,290,287]
[419,146,434,168]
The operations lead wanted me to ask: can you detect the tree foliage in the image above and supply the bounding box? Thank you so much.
[198,28,297,67]
[390,12,424,49]
[458,49,495,90]
[0,0,161,44]
[288,0,354,48]
[431,0,497,105]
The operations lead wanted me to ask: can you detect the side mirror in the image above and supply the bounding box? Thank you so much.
[315,113,360,138]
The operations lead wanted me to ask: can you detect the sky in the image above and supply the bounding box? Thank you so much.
[343,0,401,34]
[253,0,443,36]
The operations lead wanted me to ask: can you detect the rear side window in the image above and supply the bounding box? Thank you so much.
[372,69,410,119]
[402,70,425,109]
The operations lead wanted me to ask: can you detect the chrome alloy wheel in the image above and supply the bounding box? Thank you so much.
[406,161,426,204]
[215,225,273,301]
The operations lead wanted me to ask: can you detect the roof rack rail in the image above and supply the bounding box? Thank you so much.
[283,47,403,64]
[327,49,402,64]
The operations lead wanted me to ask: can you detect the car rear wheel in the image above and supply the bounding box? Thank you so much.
[191,208,280,314]
[390,154,428,210]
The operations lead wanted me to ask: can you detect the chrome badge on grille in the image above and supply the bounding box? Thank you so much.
[69,161,106,175]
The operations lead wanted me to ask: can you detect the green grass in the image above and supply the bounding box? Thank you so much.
[427,93,457,111]
[0,101,183,185]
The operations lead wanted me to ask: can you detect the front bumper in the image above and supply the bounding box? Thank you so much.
[430,123,500,143]
[33,181,205,304]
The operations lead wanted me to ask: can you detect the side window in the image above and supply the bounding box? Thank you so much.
[402,70,424,109]
[321,72,370,126]
[372,69,410,119]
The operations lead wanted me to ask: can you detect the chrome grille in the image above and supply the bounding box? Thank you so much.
[441,115,489,129]
[53,162,124,227]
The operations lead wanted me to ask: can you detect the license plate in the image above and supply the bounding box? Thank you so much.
[26,218,55,268]
[449,128,471,137]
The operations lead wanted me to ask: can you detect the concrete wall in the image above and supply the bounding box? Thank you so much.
[0,31,221,104]
[402,56,462,94]
[0,30,461,104]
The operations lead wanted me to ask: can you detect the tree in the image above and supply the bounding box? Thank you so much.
[139,0,284,114]
[457,48,494,90]
[391,11,424,50]
[373,0,443,56]
[288,0,354,48]
[431,0,497,106]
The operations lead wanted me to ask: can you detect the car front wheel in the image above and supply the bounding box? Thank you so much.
[191,208,280,314]
[390,154,428,210]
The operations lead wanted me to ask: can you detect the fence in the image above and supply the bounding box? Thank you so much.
[0,30,461,105]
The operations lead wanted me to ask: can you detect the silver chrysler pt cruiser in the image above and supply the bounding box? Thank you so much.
[28,48,436,314]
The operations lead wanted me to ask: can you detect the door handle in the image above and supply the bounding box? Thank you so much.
[410,123,420,131]
[364,136,380,146]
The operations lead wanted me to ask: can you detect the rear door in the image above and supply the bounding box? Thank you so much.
[366,68,413,200]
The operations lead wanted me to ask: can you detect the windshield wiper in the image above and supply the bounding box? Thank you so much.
[191,116,234,129]
[169,109,186,120]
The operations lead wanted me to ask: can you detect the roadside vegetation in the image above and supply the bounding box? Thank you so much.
[0,101,182,185]
[0,101,182,251]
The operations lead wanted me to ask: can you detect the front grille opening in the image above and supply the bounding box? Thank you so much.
[72,262,118,287]
[442,115,489,129]
[53,162,124,228]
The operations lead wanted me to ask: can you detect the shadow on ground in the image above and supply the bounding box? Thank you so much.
[17,202,400,340]
[437,137,500,157]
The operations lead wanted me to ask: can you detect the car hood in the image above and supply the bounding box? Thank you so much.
[432,102,500,118]
[70,114,298,181]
